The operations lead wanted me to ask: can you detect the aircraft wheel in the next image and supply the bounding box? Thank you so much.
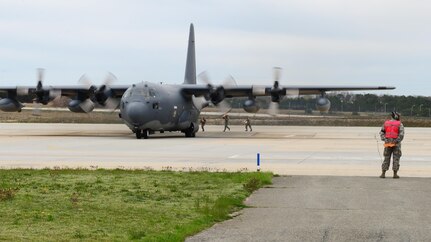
[185,123,196,138]
[135,129,142,139]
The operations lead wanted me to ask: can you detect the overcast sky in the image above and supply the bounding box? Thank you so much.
[0,0,430,96]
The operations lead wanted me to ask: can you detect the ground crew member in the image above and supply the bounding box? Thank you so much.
[222,114,230,132]
[379,111,404,179]
[200,117,206,132]
[244,117,252,132]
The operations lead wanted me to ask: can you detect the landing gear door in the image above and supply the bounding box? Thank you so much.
[178,109,198,129]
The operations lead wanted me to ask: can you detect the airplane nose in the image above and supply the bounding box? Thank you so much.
[125,102,147,125]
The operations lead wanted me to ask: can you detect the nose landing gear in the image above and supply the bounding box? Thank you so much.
[184,123,196,137]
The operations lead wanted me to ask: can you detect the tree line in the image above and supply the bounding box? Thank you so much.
[227,93,431,117]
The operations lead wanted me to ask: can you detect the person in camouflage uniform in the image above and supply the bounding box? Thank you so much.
[200,117,206,132]
[222,114,230,132]
[244,117,252,131]
[379,111,404,179]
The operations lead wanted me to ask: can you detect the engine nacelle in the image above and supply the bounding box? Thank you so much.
[316,97,331,112]
[209,86,225,105]
[94,85,113,106]
[0,98,23,112]
[243,99,260,113]
[68,99,95,113]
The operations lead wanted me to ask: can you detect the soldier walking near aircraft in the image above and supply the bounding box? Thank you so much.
[379,111,404,179]
[222,114,230,132]
[244,117,252,131]
[200,117,206,132]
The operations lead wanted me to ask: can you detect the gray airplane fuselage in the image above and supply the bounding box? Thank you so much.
[120,81,199,134]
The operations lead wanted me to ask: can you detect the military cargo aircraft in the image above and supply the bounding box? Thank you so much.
[0,24,394,139]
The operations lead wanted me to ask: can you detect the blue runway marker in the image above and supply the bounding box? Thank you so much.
[257,153,260,171]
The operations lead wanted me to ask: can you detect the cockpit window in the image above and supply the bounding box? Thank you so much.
[123,88,132,98]
[148,89,156,97]
[123,85,157,99]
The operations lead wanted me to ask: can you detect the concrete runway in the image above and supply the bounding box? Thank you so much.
[188,175,431,242]
[2,123,431,241]
[0,123,431,177]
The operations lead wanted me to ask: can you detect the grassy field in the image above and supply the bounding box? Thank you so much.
[0,169,272,241]
[1,108,430,127]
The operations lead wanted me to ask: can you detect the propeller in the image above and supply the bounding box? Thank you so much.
[31,68,61,115]
[78,72,120,110]
[34,68,47,104]
[33,68,61,104]
[268,67,298,116]
[93,73,119,110]
[268,101,279,116]
[219,75,237,114]
[198,71,235,114]
[268,67,283,116]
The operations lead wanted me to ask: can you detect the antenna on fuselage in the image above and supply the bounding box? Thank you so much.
[184,23,196,84]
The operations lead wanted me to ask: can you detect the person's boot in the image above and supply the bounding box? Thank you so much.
[393,171,400,179]
[379,171,386,178]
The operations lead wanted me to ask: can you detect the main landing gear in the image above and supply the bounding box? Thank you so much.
[135,129,148,139]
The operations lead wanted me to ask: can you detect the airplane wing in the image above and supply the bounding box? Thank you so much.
[181,84,395,113]
[0,84,129,112]
[53,85,128,99]
[233,85,395,96]
[0,85,128,99]
[181,84,395,98]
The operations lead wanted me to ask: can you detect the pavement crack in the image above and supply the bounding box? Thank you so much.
[297,152,317,164]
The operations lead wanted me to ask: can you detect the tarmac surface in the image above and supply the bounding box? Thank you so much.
[188,175,431,242]
[1,123,431,241]
[1,123,431,177]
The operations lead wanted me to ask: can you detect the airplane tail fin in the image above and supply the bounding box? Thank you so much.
[184,23,196,84]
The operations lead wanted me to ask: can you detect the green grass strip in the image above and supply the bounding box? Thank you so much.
[0,169,272,241]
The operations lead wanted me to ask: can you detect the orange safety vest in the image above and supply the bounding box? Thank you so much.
[384,120,401,139]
